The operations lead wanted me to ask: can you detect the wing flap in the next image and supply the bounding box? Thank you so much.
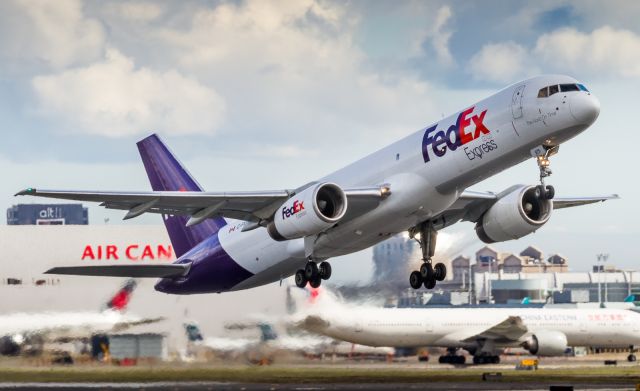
[45,264,190,278]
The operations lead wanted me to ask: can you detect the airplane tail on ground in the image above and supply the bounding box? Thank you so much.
[137,134,227,257]
[104,279,137,312]
[184,323,204,342]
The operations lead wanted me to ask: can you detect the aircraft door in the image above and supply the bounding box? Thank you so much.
[511,85,526,119]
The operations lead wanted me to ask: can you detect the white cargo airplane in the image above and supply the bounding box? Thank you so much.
[296,301,640,364]
[17,75,616,293]
[0,280,163,355]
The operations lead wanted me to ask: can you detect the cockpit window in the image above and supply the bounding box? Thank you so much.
[560,84,580,92]
[538,83,585,98]
[537,87,548,98]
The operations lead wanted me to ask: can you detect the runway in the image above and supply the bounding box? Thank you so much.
[0,382,635,391]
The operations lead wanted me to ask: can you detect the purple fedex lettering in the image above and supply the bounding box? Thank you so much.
[422,106,491,163]
[281,200,305,219]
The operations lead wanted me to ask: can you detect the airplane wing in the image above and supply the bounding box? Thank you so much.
[432,187,619,230]
[459,316,529,343]
[45,264,190,278]
[15,185,388,225]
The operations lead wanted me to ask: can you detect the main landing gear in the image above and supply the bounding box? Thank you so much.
[295,260,332,288]
[473,354,500,365]
[439,348,466,365]
[408,221,447,290]
[628,345,637,362]
[531,145,558,200]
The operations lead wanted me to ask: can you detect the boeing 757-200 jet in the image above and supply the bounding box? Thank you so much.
[17,75,616,294]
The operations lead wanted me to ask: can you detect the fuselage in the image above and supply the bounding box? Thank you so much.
[299,307,640,350]
[155,75,600,294]
[0,310,140,338]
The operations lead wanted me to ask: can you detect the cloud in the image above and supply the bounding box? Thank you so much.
[103,1,164,22]
[0,0,104,69]
[429,6,455,67]
[533,26,640,78]
[468,25,640,83]
[467,41,535,83]
[31,49,226,138]
[149,0,441,155]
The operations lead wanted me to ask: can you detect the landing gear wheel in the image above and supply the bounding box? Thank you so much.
[409,271,423,289]
[309,275,322,288]
[492,355,500,364]
[319,262,332,280]
[424,276,436,289]
[304,262,319,280]
[544,185,555,200]
[456,356,466,365]
[434,263,447,281]
[473,356,481,365]
[628,354,636,362]
[420,263,434,280]
[294,269,307,288]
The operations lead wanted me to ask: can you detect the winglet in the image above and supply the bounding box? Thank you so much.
[15,188,36,196]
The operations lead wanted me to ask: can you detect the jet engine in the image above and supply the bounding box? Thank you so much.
[475,185,552,243]
[522,330,568,356]
[267,182,347,241]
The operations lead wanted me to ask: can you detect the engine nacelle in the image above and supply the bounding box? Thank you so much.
[523,330,568,356]
[475,185,552,243]
[267,182,347,241]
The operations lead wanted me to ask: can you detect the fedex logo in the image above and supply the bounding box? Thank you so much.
[282,200,305,219]
[422,106,493,163]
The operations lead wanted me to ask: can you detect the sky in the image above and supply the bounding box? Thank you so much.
[1,0,639,283]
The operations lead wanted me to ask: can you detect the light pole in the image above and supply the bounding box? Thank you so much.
[597,253,610,306]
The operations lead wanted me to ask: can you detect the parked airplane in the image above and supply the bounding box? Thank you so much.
[0,280,164,355]
[183,320,393,362]
[295,297,640,364]
[17,75,616,293]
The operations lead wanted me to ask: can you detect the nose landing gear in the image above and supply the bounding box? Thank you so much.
[408,221,447,290]
[531,145,558,200]
[295,260,332,288]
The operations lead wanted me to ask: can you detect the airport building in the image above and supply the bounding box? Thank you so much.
[7,203,88,225]
[373,234,638,307]
[0,223,288,356]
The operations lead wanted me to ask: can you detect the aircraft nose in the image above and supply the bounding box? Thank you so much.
[570,92,600,125]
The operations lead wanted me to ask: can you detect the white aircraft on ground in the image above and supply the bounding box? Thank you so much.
[295,292,640,365]
[183,321,393,362]
[17,75,616,293]
[0,280,164,355]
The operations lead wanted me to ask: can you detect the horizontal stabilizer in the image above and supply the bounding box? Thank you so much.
[45,264,190,278]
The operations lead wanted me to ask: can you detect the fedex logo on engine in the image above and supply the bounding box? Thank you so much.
[422,106,495,163]
[282,200,305,219]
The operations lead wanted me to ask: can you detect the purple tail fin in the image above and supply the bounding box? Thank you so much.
[137,134,226,257]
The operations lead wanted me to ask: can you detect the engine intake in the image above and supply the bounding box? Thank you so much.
[475,185,552,243]
[268,183,347,241]
[523,330,568,356]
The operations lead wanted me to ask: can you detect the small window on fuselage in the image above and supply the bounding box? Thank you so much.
[548,85,559,96]
[537,87,549,98]
[560,83,580,92]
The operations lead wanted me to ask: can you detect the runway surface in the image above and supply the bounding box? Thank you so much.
[0,382,636,390]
